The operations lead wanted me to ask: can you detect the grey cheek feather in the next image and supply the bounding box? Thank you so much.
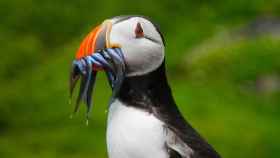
[125,46,165,77]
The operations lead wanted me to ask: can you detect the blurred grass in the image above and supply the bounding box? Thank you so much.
[0,0,280,157]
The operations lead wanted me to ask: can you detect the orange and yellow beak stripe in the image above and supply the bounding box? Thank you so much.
[75,20,118,60]
[75,25,102,60]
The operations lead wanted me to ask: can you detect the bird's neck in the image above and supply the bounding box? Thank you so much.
[116,62,176,111]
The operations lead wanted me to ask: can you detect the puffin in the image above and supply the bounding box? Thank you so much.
[69,15,221,158]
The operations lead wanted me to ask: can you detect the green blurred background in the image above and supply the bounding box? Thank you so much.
[1,0,280,157]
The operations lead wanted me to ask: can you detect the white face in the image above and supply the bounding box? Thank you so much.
[109,17,165,76]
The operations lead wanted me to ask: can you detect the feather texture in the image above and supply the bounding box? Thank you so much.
[116,62,221,158]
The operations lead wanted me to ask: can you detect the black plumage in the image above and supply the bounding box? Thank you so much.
[116,61,221,158]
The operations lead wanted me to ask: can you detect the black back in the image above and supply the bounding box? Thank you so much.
[116,61,221,158]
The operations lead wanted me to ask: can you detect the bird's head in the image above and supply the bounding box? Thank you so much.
[70,16,165,119]
[108,16,165,76]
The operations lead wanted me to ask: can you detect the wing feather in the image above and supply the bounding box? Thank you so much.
[165,126,194,158]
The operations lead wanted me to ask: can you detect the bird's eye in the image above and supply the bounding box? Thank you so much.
[135,22,144,38]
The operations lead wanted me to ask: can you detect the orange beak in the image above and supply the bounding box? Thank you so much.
[75,25,102,59]
[70,20,125,121]
[75,20,113,60]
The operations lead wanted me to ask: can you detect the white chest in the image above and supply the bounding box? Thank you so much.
[106,99,168,158]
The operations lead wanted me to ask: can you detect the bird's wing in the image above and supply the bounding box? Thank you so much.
[165,126,194,158]
[152,103,221,158]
